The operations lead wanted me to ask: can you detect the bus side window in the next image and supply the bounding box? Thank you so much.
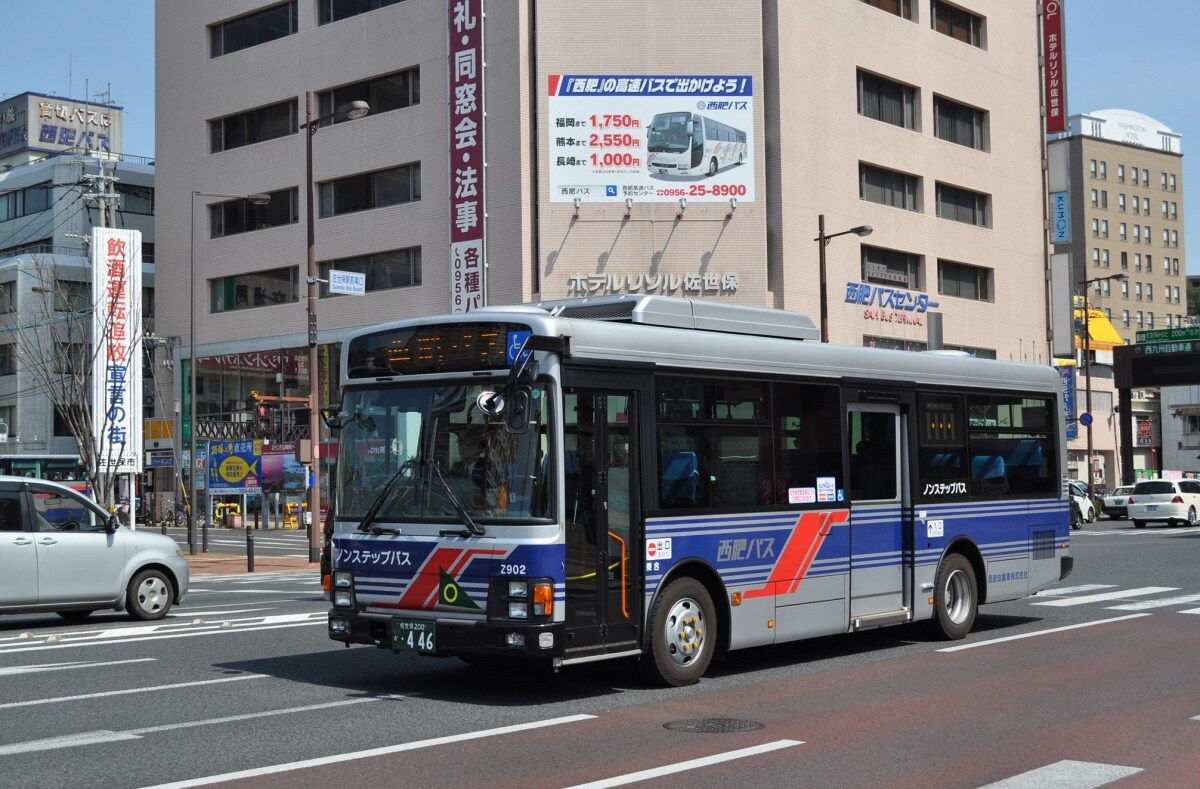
[660,450,699,507]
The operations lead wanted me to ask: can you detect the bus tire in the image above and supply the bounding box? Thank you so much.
[646,577,715,687]
[931,553,976,640]
[706,157,718,177]
[1133,520,1146,529]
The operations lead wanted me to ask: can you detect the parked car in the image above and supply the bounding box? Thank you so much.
[1069,498,1084,531]
[1068,480,1096,523]
[1100,485,1135,520]
[0,476,189,621]
[1127,478,1200,529]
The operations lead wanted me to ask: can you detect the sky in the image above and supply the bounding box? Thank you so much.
[0,0,1195,268]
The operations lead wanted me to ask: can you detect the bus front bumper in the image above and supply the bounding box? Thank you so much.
[328,610,566,659]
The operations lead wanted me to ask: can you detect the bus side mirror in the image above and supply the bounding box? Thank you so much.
[505,386,532,434]
[686,120,694,134]
[320,407,343,430]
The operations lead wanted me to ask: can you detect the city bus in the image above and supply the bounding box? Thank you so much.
[326,295,1072,686]
[646,111,747,178]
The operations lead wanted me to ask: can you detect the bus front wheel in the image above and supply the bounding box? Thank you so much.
[706,157,718,177]
[646,577,716,687]
[931,553,977,640]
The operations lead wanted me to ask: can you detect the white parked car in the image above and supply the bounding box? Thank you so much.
[1127,479,1200,529]
[0,476,189,621]
[1068,480,1095,524]
[1100,485,1134,520]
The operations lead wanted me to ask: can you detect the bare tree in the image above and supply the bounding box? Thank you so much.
[0,255,145,510]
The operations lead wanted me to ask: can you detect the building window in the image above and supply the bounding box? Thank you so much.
[1130,167,1139,186]
[1120,251,1128,270]
[210,99,297,152]
[936,182,989,227]
[1163,228,1170,246]
[1102,249,1110,268]
[1121,310,1129,327]
[931,0,979,45]
[1148,312,1155,329]
[861,0,913,18]
[1090,189,1098,208]
[1142,197,1149,214]
[1100,190,1108,209]
[54,343,88,375]
[1133,253,1141,271]
[1161,172,1168,190]
[52,281,90,313]
[317,67,419,126]
[115,184,154,215]
[0,344,14,376]
[1099,161,1107,179]
[210,266,299,313]
[1136,311,1143,328]
[1119,222,1127,241]
[1164,256,1171,274]
[861,245,920,289]
[1089,159,1097,178]
[1171,230,1179,248]
[1170,202,1178,219]
[210,1,298,57]
[1092,218,1100,238]
[1147,283,1154,301]
[938,259,991,301]
[1118,193,1126,212]
[859,163,918,210]
[1142,168,1149,185]
[319,0,407,24]
[1117,165,1125,183]
[1091,248,1100,267]
[1169,173,1177,191]
[0,182,51,222]
[1135,282,1142,301]
[857,70,916,129]
[1132,225,1140,243]
[1101,219,1108,238]
[209,188,298,238]
[933,96,986,150]
[318,162,421,217]
[319,247,422,296]
[0,282,12,314]
[1132,197,1140,215]
[53,406,84,438]
[1173,258,1180,275]
[1120,279,1129,299]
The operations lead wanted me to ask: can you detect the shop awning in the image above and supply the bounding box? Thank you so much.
[1074,307,1125,352]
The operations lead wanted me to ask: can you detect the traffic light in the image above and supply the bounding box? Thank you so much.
[256,403,274,438]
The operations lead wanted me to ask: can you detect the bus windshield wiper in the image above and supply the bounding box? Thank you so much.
[431,460,484,538]
[357,457,418,533]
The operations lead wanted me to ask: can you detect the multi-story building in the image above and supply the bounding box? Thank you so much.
[1056,109,1186,483]
[155,0,1054,508]
[0,92,157,485]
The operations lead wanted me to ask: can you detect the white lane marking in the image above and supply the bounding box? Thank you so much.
[0,674,264,710]
[976,758,1142,787]
[0,731,141,756]
[0,621,324,654]
[938,614,1152,653]
[1180,608,1200,615]
[1032,584,1117,597]
[0,697,397,756]
[1107,593,1200,611]
[564,740,804,789]
[0,611,326,650]
[1032,586,1178,607]
[166,608,277,617]
[139,714,596,789]
[187,589,310,595]
[0,658,156,677]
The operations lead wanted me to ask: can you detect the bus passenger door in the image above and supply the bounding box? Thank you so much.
[846,401,911,627]
[562,378,641,659]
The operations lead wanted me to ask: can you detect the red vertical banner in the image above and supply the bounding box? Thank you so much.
[1042,0,1066,134]
[449,0,485,312]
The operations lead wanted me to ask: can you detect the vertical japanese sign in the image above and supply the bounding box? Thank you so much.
[449,0,485,312]
[91,228,143,473]
[1055,361,1077,440]
[1042,0,1066,134]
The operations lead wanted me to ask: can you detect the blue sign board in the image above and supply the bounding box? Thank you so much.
[1057,364,1077,439]
[1051,192,1070,243]
[207,440,264,495]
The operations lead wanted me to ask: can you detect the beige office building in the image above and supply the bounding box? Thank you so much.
[155,0,1054,477]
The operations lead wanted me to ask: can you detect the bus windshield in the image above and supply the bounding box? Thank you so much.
[647,112,692,153]
[334,381,551,524]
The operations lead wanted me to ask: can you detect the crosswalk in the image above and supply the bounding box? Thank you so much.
[1032,583,1200,614]
[1073,524,1200,536]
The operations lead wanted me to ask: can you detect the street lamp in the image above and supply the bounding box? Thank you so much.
[188,191,270,554]
[301,92,370,562]
[1079,272,1127,501]
[815,215,873,343]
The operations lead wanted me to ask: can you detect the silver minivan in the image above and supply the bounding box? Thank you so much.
[0,476,189,621]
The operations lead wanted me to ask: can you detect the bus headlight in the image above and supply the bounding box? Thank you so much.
[333,590,353,608]
[508,580,528,597]
[508,602,528,619]
[329,617,350,634]
[333,571,353,588]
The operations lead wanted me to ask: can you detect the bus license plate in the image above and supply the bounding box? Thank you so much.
[391,618,436,653]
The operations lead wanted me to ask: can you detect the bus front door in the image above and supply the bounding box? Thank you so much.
[562,382,640,660]
[846,401,912,628]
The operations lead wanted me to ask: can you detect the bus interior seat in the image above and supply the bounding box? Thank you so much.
[661,450,700,506]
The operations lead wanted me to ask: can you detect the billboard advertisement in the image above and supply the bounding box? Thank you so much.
[1042,1,1066,134]
[91,228,143,473]
[548,74,755,203]
[208,440,264,495]
[448,0,485,313]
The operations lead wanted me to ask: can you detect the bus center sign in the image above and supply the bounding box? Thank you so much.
[548,74,755,203]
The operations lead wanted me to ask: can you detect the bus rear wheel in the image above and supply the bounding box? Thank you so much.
[646,577,715,687]
[931,553,977,640]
